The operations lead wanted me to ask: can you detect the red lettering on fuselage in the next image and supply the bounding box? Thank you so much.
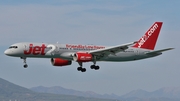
[24,44,46,55]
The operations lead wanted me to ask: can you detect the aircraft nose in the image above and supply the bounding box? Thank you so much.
[4,49,11,56]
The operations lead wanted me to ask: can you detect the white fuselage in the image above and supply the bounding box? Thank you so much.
[4,42,161,62]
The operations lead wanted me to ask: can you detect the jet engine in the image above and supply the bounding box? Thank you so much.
[73,52,93,62]
[51,58,72,66]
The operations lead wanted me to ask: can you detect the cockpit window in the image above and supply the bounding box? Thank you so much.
[9,46,18,49]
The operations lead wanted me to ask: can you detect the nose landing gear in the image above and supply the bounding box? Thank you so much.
[21,57,28,68]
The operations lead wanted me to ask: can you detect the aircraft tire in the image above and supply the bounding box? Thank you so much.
[24,64,28,68]
[90,65,95,69]
[81,68,86,72]
[94,66,100,70]
[77,67,82,71]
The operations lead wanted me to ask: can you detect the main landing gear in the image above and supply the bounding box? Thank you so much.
[21,57,28,68]
[90,60,100,70]
[77,62,86,72]
[77,62,100,72]
[90,65,100,70]
[77,67,86,72]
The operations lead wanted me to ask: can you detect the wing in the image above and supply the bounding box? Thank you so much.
[146,48,174,55]
[88,41,137,60]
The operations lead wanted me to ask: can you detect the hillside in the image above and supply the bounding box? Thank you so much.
[0,78,118,101]
[31,86,180,101]
[0,77,35,99]
[30,86,121,100]
[1,77,180,101]
[121,87,180,99]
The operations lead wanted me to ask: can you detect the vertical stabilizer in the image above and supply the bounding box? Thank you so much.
[133,22,163,50]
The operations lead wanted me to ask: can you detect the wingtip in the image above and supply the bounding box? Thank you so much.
[169,48,175,50]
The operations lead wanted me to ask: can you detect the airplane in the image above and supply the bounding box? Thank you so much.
[4,22,174,72]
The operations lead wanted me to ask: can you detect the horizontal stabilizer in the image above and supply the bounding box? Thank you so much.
[146,48,174,55]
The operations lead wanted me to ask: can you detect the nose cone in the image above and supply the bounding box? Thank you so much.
[4,49,11,56]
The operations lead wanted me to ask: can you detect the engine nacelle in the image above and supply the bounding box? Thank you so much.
[73,52,93,62]
[51,58,72,66]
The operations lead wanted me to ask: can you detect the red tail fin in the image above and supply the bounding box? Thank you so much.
[133,22,163,50]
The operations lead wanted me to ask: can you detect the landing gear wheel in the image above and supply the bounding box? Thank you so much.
[81,68,86,72]
[77,67,82,71]
[90,65,95,69]
[90,65,100,70]
[94,66,100,70]
[77,67,86,72]
[24,64,28,68]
